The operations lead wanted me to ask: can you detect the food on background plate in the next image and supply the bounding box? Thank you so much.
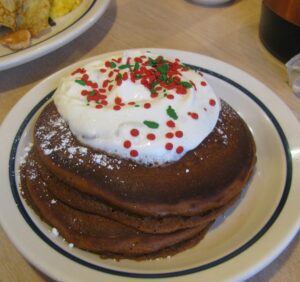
[20,51,256,260]
[0,29,30,49]
[0,0,17,30]
[50,0,82,19]
[0,0,82,50]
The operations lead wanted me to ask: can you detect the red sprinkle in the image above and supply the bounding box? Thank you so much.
[134,57,143,63]
[209,99,216,106]
[130,149,139,157]
[96,104,103,109]
[100,68,107,73]
[130,128,139,137]
[123,72,128,81]
[166,120,175,128]
[72,68,86,75]
[123,140,131,149]
[98,94,107,99]
[144,103,151,109]
[105,61,111,68]
[102,80,110,88]
[82,74,89,82]
[200,81,207,87]
[98,89,106,94]
[176,85,187,95]
[113,105,121,111]
[176,146,184,154]
[115,97,122,105]
[147,133,156,140]
[188,112,199,120]
[165,143,173,150]
[165,132,174,139]
[81,90,89,96]
[151,93,158,98]
[166,94,174,100]
[175,131,183,138]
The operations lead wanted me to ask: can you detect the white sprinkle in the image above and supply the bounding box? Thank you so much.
[79,147,87,155]
[107,164,114,170]
[68,243,74,248]
[185,169,190,173]
[50,199,57,204]
[44,149,53,155]
[51,228,59,237]
[67,147,77,154]
[24,146,32,152]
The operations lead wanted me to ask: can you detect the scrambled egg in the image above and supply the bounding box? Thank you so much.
[50,0,82,19]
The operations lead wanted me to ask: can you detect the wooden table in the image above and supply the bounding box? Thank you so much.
[0,0,299,281]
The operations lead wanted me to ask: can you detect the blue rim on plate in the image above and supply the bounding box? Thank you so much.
[0,0,97,58]
[8,65,292,279]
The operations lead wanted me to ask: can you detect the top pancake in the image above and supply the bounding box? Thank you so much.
[34,100,256,217]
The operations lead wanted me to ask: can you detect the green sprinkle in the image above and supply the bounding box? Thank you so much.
[144,120,159,129]
[75,80,86,86]
[148,57,157,66]
[159,74,167,82]
[134,104,140,107]
[180,81,193,88]
[110,62,117,68]
[157,63,169,73]
[133,62,139,71]
[167,105,178,120]
[151,81,159,88]
[89,90,96,96]
[118,64,132,70]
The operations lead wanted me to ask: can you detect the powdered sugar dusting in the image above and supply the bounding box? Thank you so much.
[35,105,124,171]
[19,142,33,165]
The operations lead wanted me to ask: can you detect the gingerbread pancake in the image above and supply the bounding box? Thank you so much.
[27,148,239,234]
[21,151,213,259]
[33,101,256,217]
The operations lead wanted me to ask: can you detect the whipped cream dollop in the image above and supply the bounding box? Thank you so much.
[53,51,220,165]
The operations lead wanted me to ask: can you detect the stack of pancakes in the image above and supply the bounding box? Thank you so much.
[20,100,256,260]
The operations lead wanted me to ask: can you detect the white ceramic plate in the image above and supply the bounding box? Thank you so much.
[0,0,110,71]
[0,49,299,282]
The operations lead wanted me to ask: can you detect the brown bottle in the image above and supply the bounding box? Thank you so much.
[259,0,300,62]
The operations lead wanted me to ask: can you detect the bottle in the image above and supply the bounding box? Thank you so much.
[259,0,300,62]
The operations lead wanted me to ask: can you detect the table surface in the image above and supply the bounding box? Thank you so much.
[0,0,299,281]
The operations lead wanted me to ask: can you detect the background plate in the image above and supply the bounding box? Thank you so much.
[0,49,299,281]
[0,0,110,71]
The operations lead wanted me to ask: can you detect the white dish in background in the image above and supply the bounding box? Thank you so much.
[0,49,299,282]
[0,0,110,71]
[191,0,234,6]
